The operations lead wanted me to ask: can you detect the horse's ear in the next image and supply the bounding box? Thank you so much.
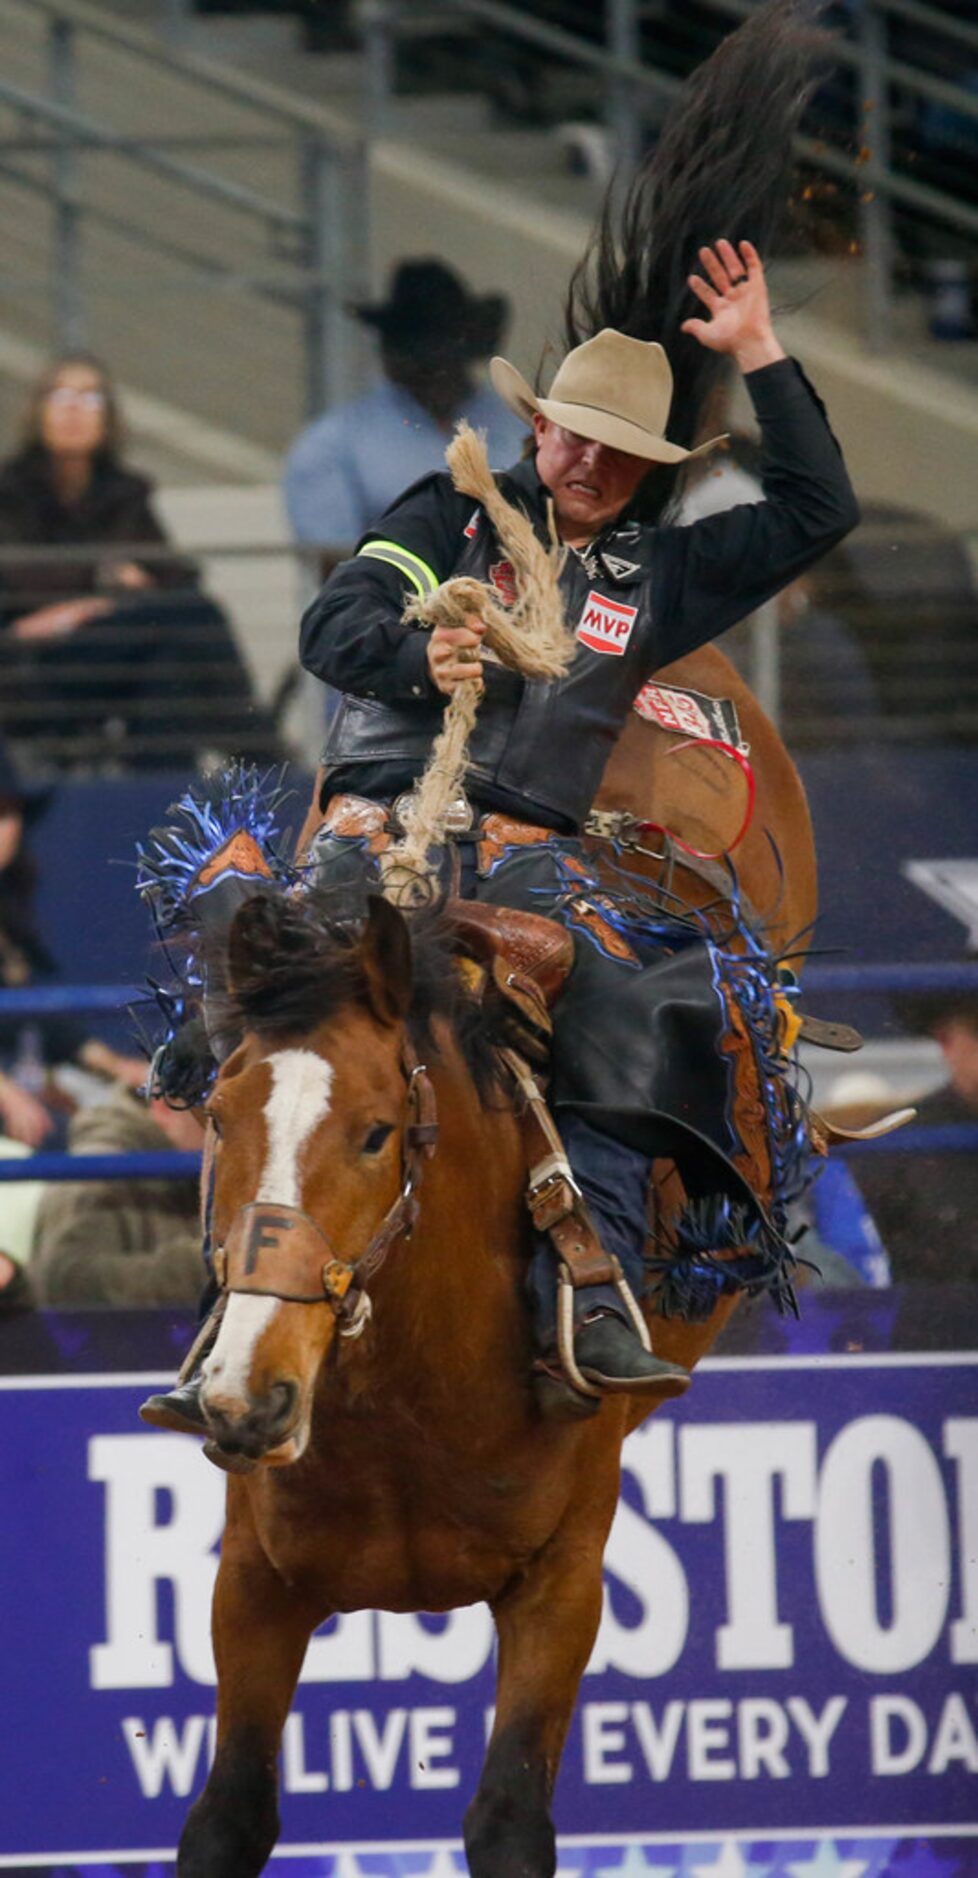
[360,893,413,1025]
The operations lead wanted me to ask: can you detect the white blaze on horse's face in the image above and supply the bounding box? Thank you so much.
[202,1048,334,1426]
[257,1048,335,1208]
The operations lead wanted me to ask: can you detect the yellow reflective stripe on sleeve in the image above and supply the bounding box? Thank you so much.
[357,539,439,596]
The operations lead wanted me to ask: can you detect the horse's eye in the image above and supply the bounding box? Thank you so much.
[362,1122,394,1156]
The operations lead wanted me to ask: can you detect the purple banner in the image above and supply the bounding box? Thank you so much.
[1,1318,975,1872]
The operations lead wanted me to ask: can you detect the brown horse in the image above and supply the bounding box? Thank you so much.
[172,645,816,1878]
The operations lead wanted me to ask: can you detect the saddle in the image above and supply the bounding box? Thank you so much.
[448,898,572,1064]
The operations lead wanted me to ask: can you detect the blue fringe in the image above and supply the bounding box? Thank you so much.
[135,763,292,936]
[544,843,816,1317]
[134,764,292,1098]
[143,981,218,1107]
[645,1195,808,1322]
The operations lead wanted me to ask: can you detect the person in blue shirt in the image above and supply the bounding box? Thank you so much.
[282,259,527,563]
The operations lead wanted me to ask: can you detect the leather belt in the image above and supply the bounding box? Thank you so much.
[320,792,563,852]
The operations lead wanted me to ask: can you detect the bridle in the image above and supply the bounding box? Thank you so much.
[210,1038,439,1337]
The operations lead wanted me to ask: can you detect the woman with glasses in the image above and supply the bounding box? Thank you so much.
[0,354,272,769]
[0,354,185,644]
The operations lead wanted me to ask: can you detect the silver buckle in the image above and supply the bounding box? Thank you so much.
[585,809,637,841]
[391,790,473,836]
[442,794,474,833]
[527,1153,581,1206]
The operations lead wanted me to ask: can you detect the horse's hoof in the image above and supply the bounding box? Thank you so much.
[203,1440,257,1476]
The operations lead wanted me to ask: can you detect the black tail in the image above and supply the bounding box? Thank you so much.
[564,0,831,517]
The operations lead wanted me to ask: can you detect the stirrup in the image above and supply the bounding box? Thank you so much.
[555,1256,652,1399]
[532,1356,602,1421]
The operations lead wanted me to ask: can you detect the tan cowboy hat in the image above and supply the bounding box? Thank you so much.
[490,329,726,465]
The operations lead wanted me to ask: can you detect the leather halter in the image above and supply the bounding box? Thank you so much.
[211,1040,439,1329]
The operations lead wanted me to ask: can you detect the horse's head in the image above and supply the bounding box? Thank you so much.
[199,890,436,1466]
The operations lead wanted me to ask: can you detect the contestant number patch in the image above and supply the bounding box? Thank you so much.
[632,679,746,750]
[576,591,637,655]
[489,559,517,607]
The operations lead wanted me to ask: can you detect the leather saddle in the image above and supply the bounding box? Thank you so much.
[447,899,573,1063]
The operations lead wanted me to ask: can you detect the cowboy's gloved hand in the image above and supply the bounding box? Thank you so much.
[681,239,786,374]
[427,614,485,696]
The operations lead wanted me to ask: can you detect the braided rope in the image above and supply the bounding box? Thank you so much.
[380,424,575,905]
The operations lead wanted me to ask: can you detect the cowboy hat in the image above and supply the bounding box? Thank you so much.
[353,259,508,360]
[490,329,727,464]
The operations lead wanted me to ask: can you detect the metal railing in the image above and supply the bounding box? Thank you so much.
[0,0,370,423]
[3,0,977,453]
[2,963,978,1185]
[0,536,331,768]
[1,516,978,765]
[361,0,978,352]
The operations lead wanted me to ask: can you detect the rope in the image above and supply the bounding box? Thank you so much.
[379,424,576,905]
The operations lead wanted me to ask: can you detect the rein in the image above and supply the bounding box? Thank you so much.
[211,1039,439,1334]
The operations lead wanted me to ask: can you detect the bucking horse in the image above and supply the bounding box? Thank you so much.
[135,637,827,1878]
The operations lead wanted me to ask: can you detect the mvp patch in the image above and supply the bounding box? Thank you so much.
[576,591,638,656]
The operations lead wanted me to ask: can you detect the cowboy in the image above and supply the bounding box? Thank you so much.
[143,238,858,1434]
[292,237,858,1407]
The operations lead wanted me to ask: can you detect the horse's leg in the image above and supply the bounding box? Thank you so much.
[177,1516,321,1878]
[465,1481,615,1878]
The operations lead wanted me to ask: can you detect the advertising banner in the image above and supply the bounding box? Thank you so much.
[27,752,978,993]
[0,1312,975,1877]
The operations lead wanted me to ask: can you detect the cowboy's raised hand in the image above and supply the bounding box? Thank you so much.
[680,239,786,373]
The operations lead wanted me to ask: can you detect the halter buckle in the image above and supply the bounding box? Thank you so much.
[322,1258,356,1306]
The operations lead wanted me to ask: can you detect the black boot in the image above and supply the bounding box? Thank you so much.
[139,1292,225,1436]
[574,1310,690,1396]
[534,1312,690,1421]
[139,1371,207,1436]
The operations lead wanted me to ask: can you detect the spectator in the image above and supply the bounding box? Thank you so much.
[283,259,527,569]
[853,986,978,1284]
[29,1082,203,1307]
[0,1136,45,1310]
[0,353,274,769]
[810,502,978,740]
[0,741,144,1148]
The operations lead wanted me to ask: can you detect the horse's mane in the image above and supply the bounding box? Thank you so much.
[220,886,501,1098]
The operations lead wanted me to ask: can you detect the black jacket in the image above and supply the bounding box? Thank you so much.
[0,448,196,623]
[300,357,859,829]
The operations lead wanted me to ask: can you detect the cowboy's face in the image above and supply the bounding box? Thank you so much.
[533,414,647,543]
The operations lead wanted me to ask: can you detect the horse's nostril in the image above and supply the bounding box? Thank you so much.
[204,1380,299,1459]
[268,1380,298,1426]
